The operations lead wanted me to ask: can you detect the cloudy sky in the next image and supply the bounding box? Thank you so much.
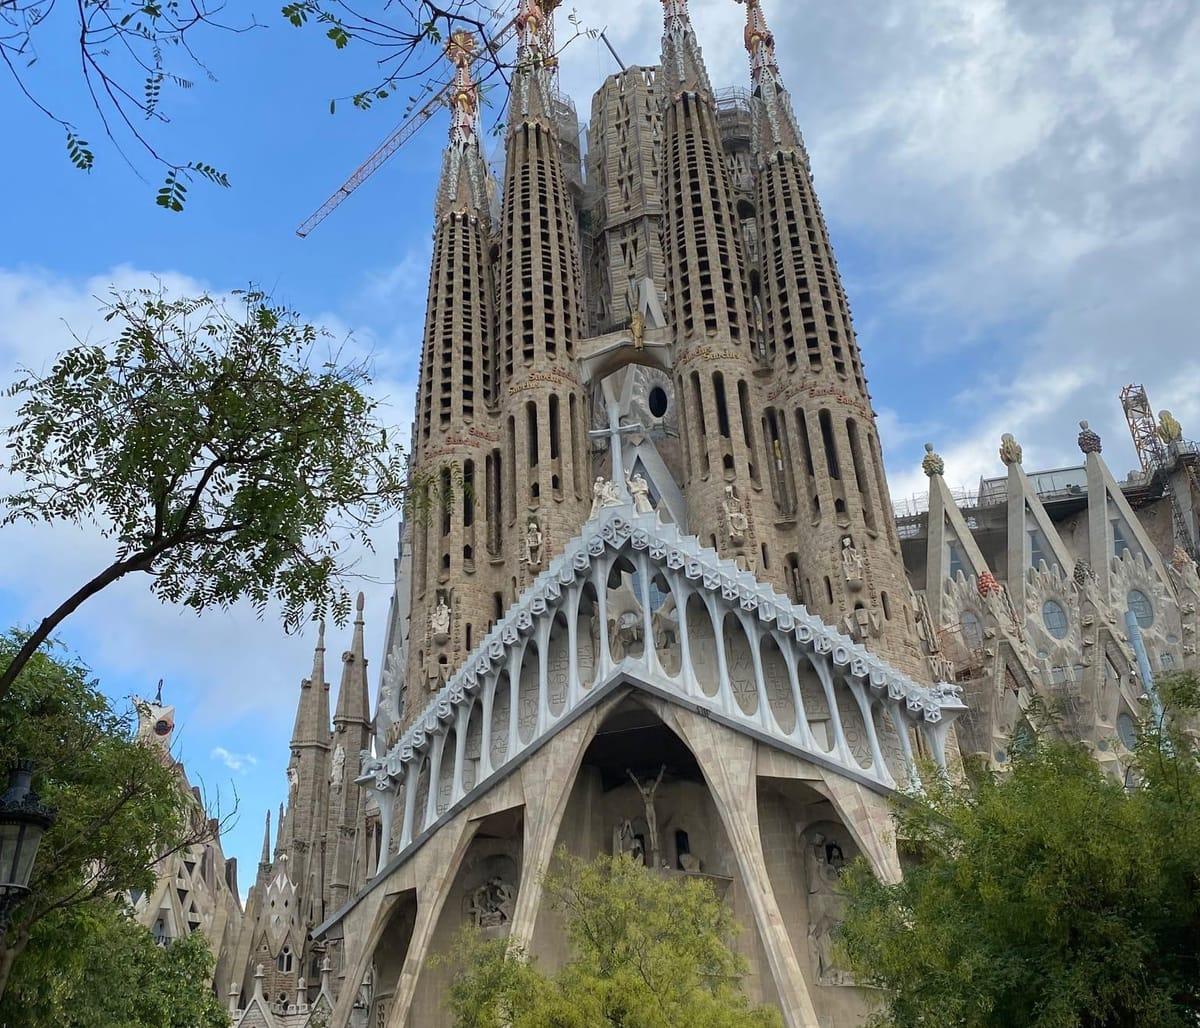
[2,0,1197,883]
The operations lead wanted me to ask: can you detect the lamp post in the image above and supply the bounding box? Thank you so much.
[0,761,56,940]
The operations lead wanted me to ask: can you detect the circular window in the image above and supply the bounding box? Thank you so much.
[1042,600,1069,640]
[647,385,669,419]
[1127,590,1154,629]
[153,718,172,736]
[1117,712,1137,751]
[960,611,984,650]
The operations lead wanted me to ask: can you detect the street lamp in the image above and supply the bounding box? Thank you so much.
[0,760,56,939]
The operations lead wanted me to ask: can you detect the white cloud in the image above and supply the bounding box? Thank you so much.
[559,0,1200,493]
[210,747,258,774]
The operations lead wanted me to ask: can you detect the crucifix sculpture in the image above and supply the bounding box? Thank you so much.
[627,764,667,869]
[589,401,645,498]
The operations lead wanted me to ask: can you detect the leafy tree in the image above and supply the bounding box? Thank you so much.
[443,850,782,1028]
[837,672,1200,1028]
[1,0,249,208]
[0,286,406,703]
[0,631,228,999]
[0,898,229,1027]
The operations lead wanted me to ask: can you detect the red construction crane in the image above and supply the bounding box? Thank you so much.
[295,12,521,239]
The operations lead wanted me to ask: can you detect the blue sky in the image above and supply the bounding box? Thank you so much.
[2,0,1198,889]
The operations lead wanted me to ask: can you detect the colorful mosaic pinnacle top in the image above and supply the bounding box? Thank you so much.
[445,31,480,146]
[742,0,779,87]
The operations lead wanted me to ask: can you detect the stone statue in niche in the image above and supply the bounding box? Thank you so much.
[625,471,655,515]
[722,485,749,544]
[287,763,299,798]
[468,877,516,929]
[524,519,544,568]
[840,536,865,590]
[806,832,853,986]
[329,744,345,792]
[590,477,622,519]
[628,766,666,870]
[431,597,452,643]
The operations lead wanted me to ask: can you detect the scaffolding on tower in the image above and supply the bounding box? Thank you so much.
[1120,383,1199,560]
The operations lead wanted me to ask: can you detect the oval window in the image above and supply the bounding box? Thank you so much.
[648,385,669,419]
[1042,600,1069,640]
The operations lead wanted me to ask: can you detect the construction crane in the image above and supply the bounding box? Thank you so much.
[1120,383,1198,560]
[295,11,521,238]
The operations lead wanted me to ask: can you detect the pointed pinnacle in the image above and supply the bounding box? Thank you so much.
[260,809,271,865]
[740,0,778,89]
[446,30,481,146]
[310,621,326,686]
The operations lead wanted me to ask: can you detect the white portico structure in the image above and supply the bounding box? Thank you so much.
[319,489,964,1027]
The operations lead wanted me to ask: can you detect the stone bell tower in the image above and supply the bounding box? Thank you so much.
[494,0,591,591]
[739,0,926,679]
[659,0,775,572]
[405,30,505,703]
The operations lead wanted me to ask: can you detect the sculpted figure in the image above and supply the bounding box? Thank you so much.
[431,598,451,641]
[628,766,666,870]
[626,471,655,515]
[468,877,516,929]
[807,833,853,986]
[524,519,544,567]
[1158,409,1183,445]
[329,744,346,791]
[629,308,646,350]
[723,484,749,542]
[590,477,622,518]
[840,536,865,588]
[998,433,1023,466]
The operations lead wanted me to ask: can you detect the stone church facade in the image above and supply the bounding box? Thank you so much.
[216,1,1200,1026]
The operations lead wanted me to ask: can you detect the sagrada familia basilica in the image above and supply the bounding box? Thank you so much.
[129,0,1200,1024]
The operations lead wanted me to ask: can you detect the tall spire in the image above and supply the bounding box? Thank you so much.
[290,622,328,748]
[435,30,495,224]
[515,0,556,67]
[446,30,481,148]
[275,800,286,857]
[660,0,713,98]
[259,809,271,867]
[333,594,369,728]
[741,3,927,679]
[742,0,777,88]
[740,0,805,154]
[509,0,559,127]
[329,595,373,911]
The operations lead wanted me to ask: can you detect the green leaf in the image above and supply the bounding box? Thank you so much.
[65,130,94,172]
